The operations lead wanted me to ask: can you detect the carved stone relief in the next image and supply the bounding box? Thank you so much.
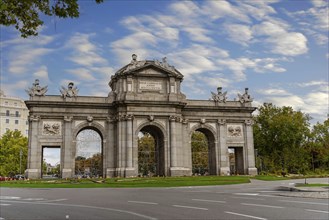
[227,124,243,138]
[42,121,61,135]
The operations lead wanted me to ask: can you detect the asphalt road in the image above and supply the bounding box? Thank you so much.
[1,178,328,220]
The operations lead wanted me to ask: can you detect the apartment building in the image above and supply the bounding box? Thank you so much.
[0,90,29,137]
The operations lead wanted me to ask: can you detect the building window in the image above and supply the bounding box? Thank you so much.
[16,111,19,117]
[14,102,17,106]
[15,120,19,124]
[6,119,9,123]
[6,110,9,116]
[5,101,8,106]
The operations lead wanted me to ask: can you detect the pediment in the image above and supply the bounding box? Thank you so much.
[114,59,183,79]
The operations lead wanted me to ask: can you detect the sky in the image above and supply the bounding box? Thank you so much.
[1,0,328,125]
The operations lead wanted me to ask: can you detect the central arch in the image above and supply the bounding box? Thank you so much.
[75,128,103,178]
[191,127,216,175]
[138,125,165,176]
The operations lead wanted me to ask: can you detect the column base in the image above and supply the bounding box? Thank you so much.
[62,169,73,178]
[219,167,231,176]
[116,168,125,177]
[125,168,137,177]
[248,167,258,176]
[106,168,116,178]
[170,167,191,176]
[26,169,41,179]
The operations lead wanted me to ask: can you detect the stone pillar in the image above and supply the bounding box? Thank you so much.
[169,116,177,168]
[26,115,41,179]
[169,115,188,176]
[62,116,73,178]
[125,114,135,177]
[245,119,257,175]
[218,119,230,176]
[116,115,125,177]
[106,116,116,177]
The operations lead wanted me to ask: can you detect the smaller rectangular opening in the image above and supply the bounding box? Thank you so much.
[42,146,61,178]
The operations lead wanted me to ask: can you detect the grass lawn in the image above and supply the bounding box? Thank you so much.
[0,176,250,188]
[252,175,291,181]
[295,183,329,187]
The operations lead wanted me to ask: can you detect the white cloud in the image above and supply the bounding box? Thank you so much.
[33,66,50,83]
[65,33,107,67]
[257,88,291,96]
[66,68,97,81]
[202,0,250,22]
[237,1,278,21]
[1,80,29,98]
[224,24,252,46]
[267,32,308,56]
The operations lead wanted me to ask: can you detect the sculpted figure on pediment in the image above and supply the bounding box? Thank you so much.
[154,57,176,72]
[26,79,48,97]
[123,54,146,73]
[60,82,78,98]
[238,88,253,103]
[211,87,227,103]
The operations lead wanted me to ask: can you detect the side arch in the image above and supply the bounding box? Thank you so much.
[189,124,218,175]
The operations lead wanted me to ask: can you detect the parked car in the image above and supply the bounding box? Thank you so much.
[13,174,25,180]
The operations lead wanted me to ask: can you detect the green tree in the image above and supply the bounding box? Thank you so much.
[191,131,208,175]
[0,0,103,38]
[306,119,329,172]
[253,103,311,174]
[0,130,28,176]
[138,132,156,176]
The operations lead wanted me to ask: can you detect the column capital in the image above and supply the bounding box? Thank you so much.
[217,119,226,125]
[169,115,176,122]
[64,116,73,122]
[29,115,40,122]
[125,114,134,120]
[107,115,117,123]
[244,119,254,126]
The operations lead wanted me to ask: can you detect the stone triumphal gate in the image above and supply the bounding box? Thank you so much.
[25,55,257,179]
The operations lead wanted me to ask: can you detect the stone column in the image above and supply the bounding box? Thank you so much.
[169,116,177,168]
[26,115,41,179]
[245,119,257,175]
[62,116,73,178]
[218,119,230,176]
[106,116,116,177]
[116,114,125,177]
[125,114,135,177]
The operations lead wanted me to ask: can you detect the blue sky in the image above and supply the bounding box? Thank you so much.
[1,0,328,124]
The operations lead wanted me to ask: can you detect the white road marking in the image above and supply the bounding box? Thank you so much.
[241,203,284,209]
[231,196,265,201]
[128,201,158,205]
[192,199,226,203]
[172,205,208,210]
[279,200,328,206]
[234,193,259,196]
[0,196,20,200]
[225,211,267,220]
[0,217,5,220]
[39,199,67,203]
[22,198,44,201]
[0,200,157,220]
[0,204,11,206]
[305,209,329,214]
